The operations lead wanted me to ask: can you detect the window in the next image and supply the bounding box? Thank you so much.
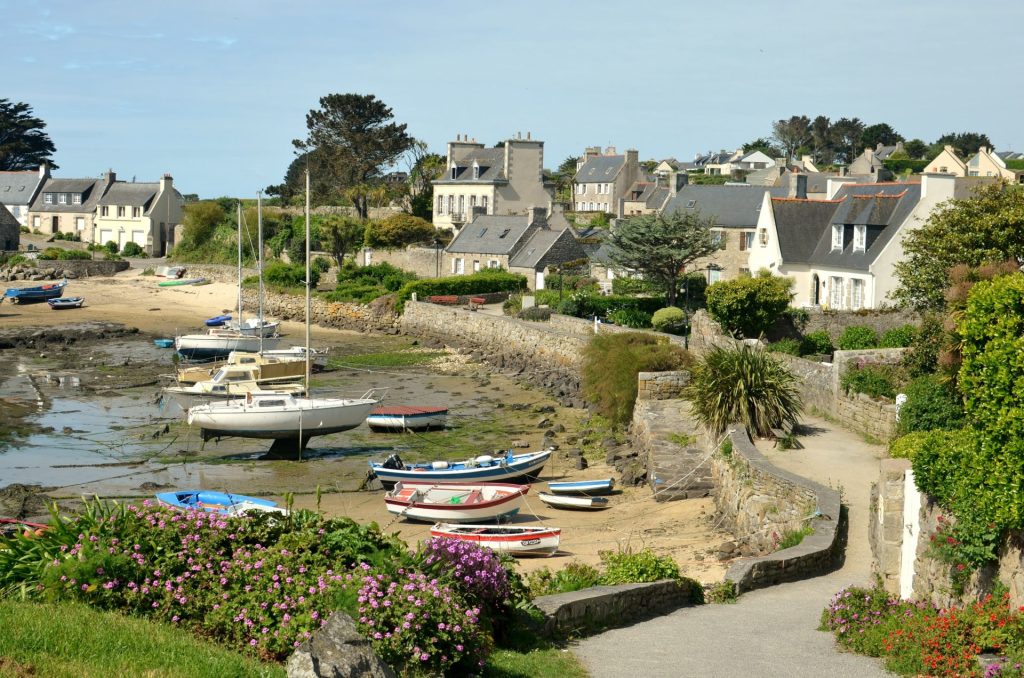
[739,232,754,251]
[850,278,864,309]
[481,196,488,211]
[472,163,480,179]
[132,207,141,218]
[939,166,948,173]
[831,224,844,251]
[758,229,768,246]
[436,195,443,214]
[75,217,84,231]
[58,193,67,204]
[450,166,457,180]
[473,260,480,272]
[853,225,866,252]
[829,276,844,309]
[577,184,586,194]
[44,193,53,204]
[32,216,40,229]
[452,258,465,274]
[457,195,464,214]
[470,195,477,208]
[739,267,751,277]
[117,206,126,217]
[588,202,595,211]
[100,206,109,216]
[446,195,453,214]
[488,260,499,268]
[72,194,82,205]
[708,269,722,283]
[711,230,724,248]
[685,199,697,208]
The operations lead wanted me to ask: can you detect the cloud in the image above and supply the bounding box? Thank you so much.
[188,35,238,49]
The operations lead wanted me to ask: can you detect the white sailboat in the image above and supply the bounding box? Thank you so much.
[228,196,280,337]
[187,179,382,451]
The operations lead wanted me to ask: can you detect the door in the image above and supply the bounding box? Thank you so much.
[132,230,146,247]
[536,270,545,290]
[812,274,820,305]
[75,217,85,232]
[51,216,59,234]
[117,230,126,250]
[99,229,113,247]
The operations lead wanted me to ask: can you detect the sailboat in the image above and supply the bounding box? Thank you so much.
[175,203,281,360]
[227,196,280,337]
[187,179,382,451]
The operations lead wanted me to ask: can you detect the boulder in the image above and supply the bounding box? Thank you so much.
[286,612,396,678]
[574,456,589,470]
[536,417,551,428]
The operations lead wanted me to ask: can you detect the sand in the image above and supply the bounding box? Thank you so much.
[1,268,732,583]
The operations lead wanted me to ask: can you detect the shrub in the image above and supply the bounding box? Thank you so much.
[684,344,802,437]
[800,330,834,356]
[705,270,793,338]
[901,313,947,378]
[651,307,687,334]
[502,294,523,316]
[606,307,652,328]
[611,277,657,295]
[897,375,964,434]
[37,247,91,260]
[526,562,601,598]
[120,241,145,257]
[263,261,319,290]
[518,306,551,322]
[879,324,917,348]
[364,214,436,249]
[888,430,934,460]
[767,338,801,356]
[104,241,119,255]
[837,325,878,350]
[396,270,527,313]
[840,364,900,400]
[583,332,692,426]
[180,201,226,247]
[598,549,680,585]
[312,256,332,274]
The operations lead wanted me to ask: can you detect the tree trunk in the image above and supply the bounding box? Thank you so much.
[666,279,677,308]
[355,195,368,221]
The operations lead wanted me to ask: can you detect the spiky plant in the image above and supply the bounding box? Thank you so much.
[684,344,802,437]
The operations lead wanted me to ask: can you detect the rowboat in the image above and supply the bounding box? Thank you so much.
[47,296,85,310]
[158,277,206,287]
[205,314,232,327]
[367,405,448,432]
[430,523,561,557]
[537,493,610,511]
[547,478,615,495]
[155,265,186,278]
[154,338,175,348]
[384,481,529,523]
[369,449,550,489]
[5,279,67,304]
[155,490,285,515]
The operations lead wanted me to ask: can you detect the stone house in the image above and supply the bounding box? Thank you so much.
[0,165,48,227]
[0,203,20,250]
[620,181,671,217]
[432,132,554,232]
[922,145,968,176]
[748,175,962,309]
[444,207,587,290]
[93,173,183,256]
[27,170,116,238]
[847,142,906,178]
[573,146,641,217]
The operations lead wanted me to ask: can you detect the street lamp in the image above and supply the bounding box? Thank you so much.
[434,238,441,278]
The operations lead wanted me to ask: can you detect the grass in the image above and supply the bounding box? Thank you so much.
[327,349,445,369]
[777,525,814,550]
[484,647,588,678]
[0,600,284,678]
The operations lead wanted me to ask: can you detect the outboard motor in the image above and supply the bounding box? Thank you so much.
[381,454,404,470]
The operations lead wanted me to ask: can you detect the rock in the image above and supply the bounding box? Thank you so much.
[717,541,738,560]
[286,612,396,678]
[536,417,551,428]
[534,404,555,414]
[574,456,589,470]
[619,459,646,486]
[602,437,618,450]
[606,449,624,465]
[551,423,566,434]
[510,439,530,448]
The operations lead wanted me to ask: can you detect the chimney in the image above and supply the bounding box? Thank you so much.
[530,206,548,225]
[159,173,173,194]
[39,163,50,179]
[606,146,617,155]
[625,148,638,168]
[104,169,117,185]
[795,174,808,199]
[775,157,787,169]
[471,205,486,219]
[979,146,990,155]
[921,173,955,201]
[526,131,531,140]
[826,176,859,200]
[670,170,688,196]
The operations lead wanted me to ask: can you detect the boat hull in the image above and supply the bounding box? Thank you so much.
[370,450,550,488]
[384,481,528,523]
[5,279,67,304]
[175,333,279,360]
[187,395,377,441]
[547,478,615,495]
[537,493,610,511]
[155,490,281,515]
[164,383,305,411]
[430,523,561,557]
[47,297,85,309]
[367,406,448,432]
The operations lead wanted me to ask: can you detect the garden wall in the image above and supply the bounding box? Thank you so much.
[632,398,715,501]
[34,259,130,277]
[532,579,702,637]
[714,427,844,593]
[800,307,920,343]
[870,460,1024,608]
[637,370,688,400]
[360,246,440,279]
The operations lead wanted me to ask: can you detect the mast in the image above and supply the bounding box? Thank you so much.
[236,202,243,328]
[257,191,264,353]
[304,170,311,390]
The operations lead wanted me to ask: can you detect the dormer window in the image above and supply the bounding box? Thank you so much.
[450,166,458,180]
[472,162,480,180]
[44,193,53,204]
[686,200,697,208]
[58,193,67,204]
[853,225,866,253]
[831,224,844,251]
[72,194,82,205]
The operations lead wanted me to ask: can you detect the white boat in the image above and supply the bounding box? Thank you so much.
[430,523,561,557]
[537,492,610,511]
[384,481,529,523]
[229,317,281,338]
[174,330,278,361]
[367,405,448,432]
[174,348,316,385]
[547,478,615,495]
[164,362,306,410]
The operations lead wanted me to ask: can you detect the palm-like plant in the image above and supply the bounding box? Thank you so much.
[684,344,802,437]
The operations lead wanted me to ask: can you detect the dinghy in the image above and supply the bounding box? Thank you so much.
[154,338,175,348]
[369,449,550,489]
[47,296,85,310]
[384,481,529,523]
[537,492,610,511]
[546,478,615,496]
[367,405,448,432]
[155,490,285,515]
[158,277,206,287]
[205,314,232,327]
[5,279,67,304]
[430,523,561,557]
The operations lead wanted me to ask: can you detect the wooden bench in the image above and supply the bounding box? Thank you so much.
[470,296,486,305]
[428,295,459,305]
[770,421,798,448]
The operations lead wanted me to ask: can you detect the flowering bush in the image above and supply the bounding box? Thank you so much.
[418,537,512,608]
[355,565,491,676]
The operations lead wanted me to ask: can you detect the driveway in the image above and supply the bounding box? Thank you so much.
[572,415,893,677]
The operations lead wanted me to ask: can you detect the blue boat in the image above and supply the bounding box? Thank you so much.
[154,338,175,348]
[369,449,551,489]
[155,490,284,516]
[205,314,232,327]
[547,478,615,496]
[5,279,67,304]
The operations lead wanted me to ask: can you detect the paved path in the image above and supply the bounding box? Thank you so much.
[573,416,894,677]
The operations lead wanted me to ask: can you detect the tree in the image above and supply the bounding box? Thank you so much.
[705,270,793,338]
[811,115,833,164]
[931,131,992,159]
[292,93,415,219]
[771,116,811,160]
[742,137,782,158]
[320,215,365,267]
[830,117,865,164]
[861,123,904,149]
[903,138,929,160]
[179,201,226,248]
[265,149,343,206]
[605,210,719,307]
[0,99,57,170]
[892,180,1024,312]
[552,155,580,204]
[366,213,436,249]
[406,143,445,220]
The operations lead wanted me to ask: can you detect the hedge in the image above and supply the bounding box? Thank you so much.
[396,270,527,313]
[882,159,929,174]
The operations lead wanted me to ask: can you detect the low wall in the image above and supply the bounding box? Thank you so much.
[632,399,715,500]
[802,307,919,343]
[715,428,844,593]
[637,370,688,400]
[33,259,130,277]
[361,246,440,279]
[533,579,703,637]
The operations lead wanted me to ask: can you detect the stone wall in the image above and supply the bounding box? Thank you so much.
[361,246,441,279]
[637,370,688,400]
[801,307,920,343]
[532,579,703,638]
[632,399,715,501]
[714,428,844,593]
[869,458,911,596]
[32,259,130,277]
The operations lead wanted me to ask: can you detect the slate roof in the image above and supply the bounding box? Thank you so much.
[771,198,841,263]
[436,147,507,184]
[98,182,160,209]
[623,182,670,208]
[574,155,625,183]
[874,144,900,160]
[663,185,786,228]
[32,177,105,213]
[0,171,45,206]
[445,215,531,255]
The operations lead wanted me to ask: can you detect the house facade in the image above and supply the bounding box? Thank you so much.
[0,165,48,227]
[923,145,968,176]
[27,171,116,238]
[0,203,20,250]
[573,146,641,217]
[965,146,1018,181]
[432,132,554,232]
[93,174,182,256]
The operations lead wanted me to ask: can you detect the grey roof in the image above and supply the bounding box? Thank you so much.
[574,155,625,183]
[32,177,105,213]
[805,182,921,271]
[98,182,159,209]
[445,215,531,255]
[0,171,45,206]
[507,229,571,269]
[663,185,786,228]
[435,147,507,184]
[623,182,670,208]
[771,199,841,263]
[874,144,899,160]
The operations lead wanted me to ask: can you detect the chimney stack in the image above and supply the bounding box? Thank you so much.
[795,174,808,199]
[526,131,531,140]
[530,206,548,225]
[669,170,688,196]
[159,173,173,194]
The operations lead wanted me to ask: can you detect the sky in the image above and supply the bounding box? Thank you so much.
[6,0,1023,199]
